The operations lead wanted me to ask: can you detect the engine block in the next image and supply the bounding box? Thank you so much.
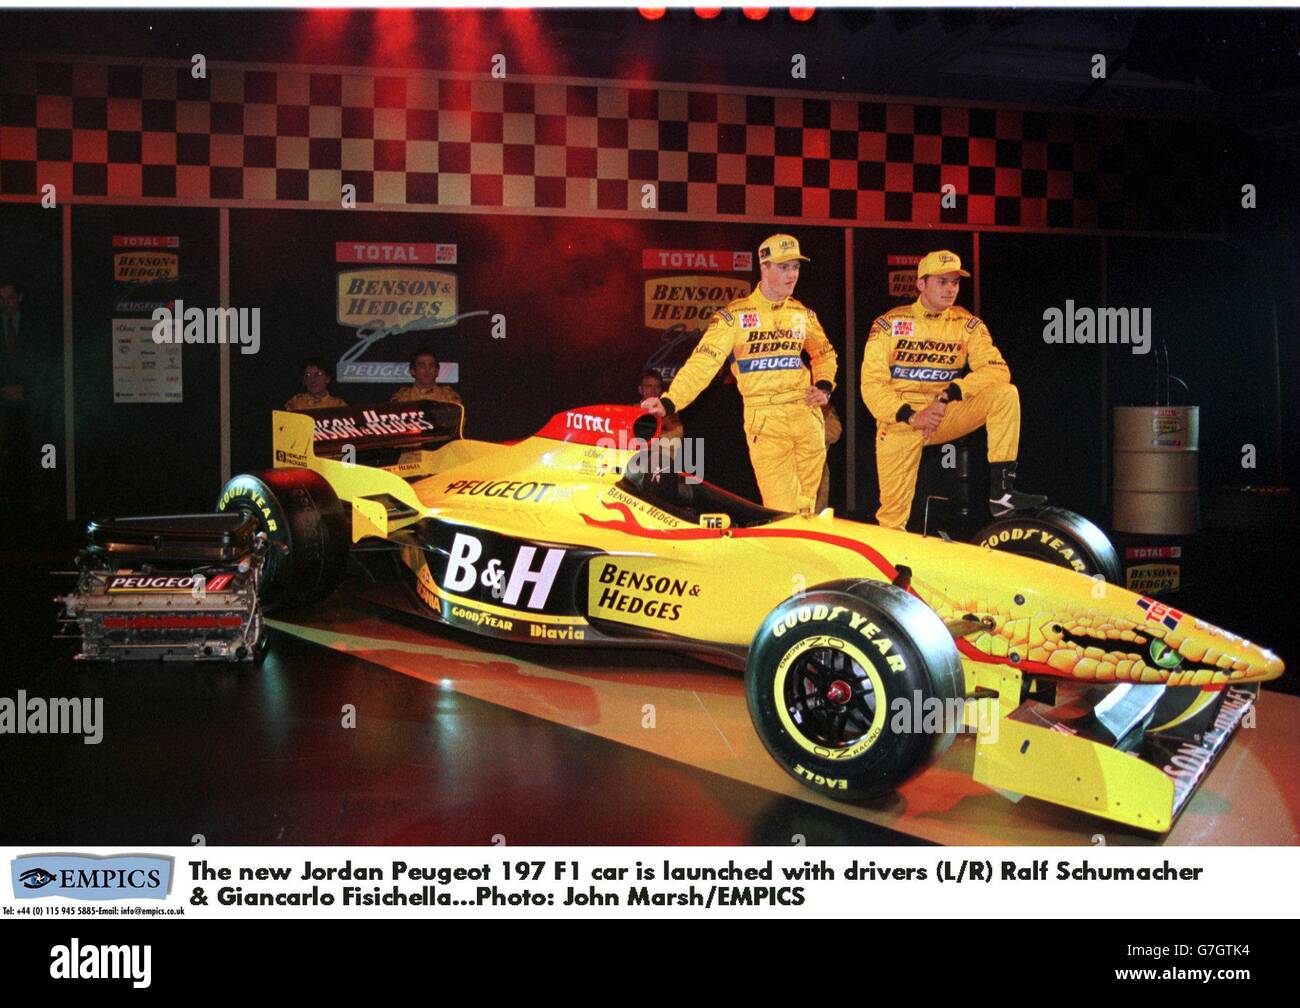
[59,563,265,662]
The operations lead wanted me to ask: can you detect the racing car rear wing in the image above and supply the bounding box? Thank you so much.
[297,402,463,458]
[272,405,461,542]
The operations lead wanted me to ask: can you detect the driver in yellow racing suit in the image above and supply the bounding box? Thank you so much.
[642,234,837,513]
[862,249,1045,529]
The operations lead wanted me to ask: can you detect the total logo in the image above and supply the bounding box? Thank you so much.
[441,532,564,610]
[565,412,613,434]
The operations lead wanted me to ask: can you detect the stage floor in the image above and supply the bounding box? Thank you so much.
[3,563,1296,846]
[260,590,1300,846]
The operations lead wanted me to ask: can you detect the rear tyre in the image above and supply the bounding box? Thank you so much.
[970,506,1121,583]
[745,579,963,801]
[216,468,347,612]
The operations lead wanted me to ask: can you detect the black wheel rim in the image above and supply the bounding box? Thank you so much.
[784,646,877,750]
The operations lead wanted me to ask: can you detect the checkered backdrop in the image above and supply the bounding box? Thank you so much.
[1,57,1230,233]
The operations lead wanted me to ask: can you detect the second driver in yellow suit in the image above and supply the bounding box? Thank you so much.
[642,234,837,513]
[861,249,1045,529]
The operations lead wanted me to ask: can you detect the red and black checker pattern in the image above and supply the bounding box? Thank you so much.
[0,58,1225,233]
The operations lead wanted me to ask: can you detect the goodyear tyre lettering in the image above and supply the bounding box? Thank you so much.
[746,582,963,802]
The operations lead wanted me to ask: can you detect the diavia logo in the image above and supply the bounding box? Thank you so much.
[11,854,172,901]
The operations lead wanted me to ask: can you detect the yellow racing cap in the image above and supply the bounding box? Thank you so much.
[758,233,810,265]
[916,249,970,278]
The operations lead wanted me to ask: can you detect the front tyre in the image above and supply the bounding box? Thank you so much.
[745,580,962,801]
[216,468,347,612]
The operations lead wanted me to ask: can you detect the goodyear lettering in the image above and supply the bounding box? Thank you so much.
[443,479,556,503]
[979,527,1088,573]
[773,604,852,638]
[450,606,514,631]
[218,488,277,533]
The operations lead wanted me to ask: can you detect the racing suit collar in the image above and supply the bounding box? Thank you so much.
[753,286,786,311]
[914,297,948,320]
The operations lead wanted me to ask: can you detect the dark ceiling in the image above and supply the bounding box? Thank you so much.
[4,7,1300,160]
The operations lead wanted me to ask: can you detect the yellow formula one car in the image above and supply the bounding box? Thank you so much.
[217,402,1285,833]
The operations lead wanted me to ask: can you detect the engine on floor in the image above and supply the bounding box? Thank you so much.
[57,513,268,662]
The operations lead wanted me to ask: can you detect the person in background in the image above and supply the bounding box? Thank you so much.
[637,369,683,443]
[0,277,52,512]
[284,358,347,411]
[391,348,463,407]
[815,401,842,513]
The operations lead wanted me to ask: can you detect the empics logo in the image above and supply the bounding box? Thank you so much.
[50,940,152,989]
[11,854,172,901]
[18,868,55,889]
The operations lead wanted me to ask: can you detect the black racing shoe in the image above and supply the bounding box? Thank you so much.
[988,461,1047,517]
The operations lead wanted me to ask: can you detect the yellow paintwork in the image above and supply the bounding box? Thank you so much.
[974,716,1177,832]
[268,406,1285,831]
[271,406,1284,686]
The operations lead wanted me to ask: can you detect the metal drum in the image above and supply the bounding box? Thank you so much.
[1112,406,1199,535]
